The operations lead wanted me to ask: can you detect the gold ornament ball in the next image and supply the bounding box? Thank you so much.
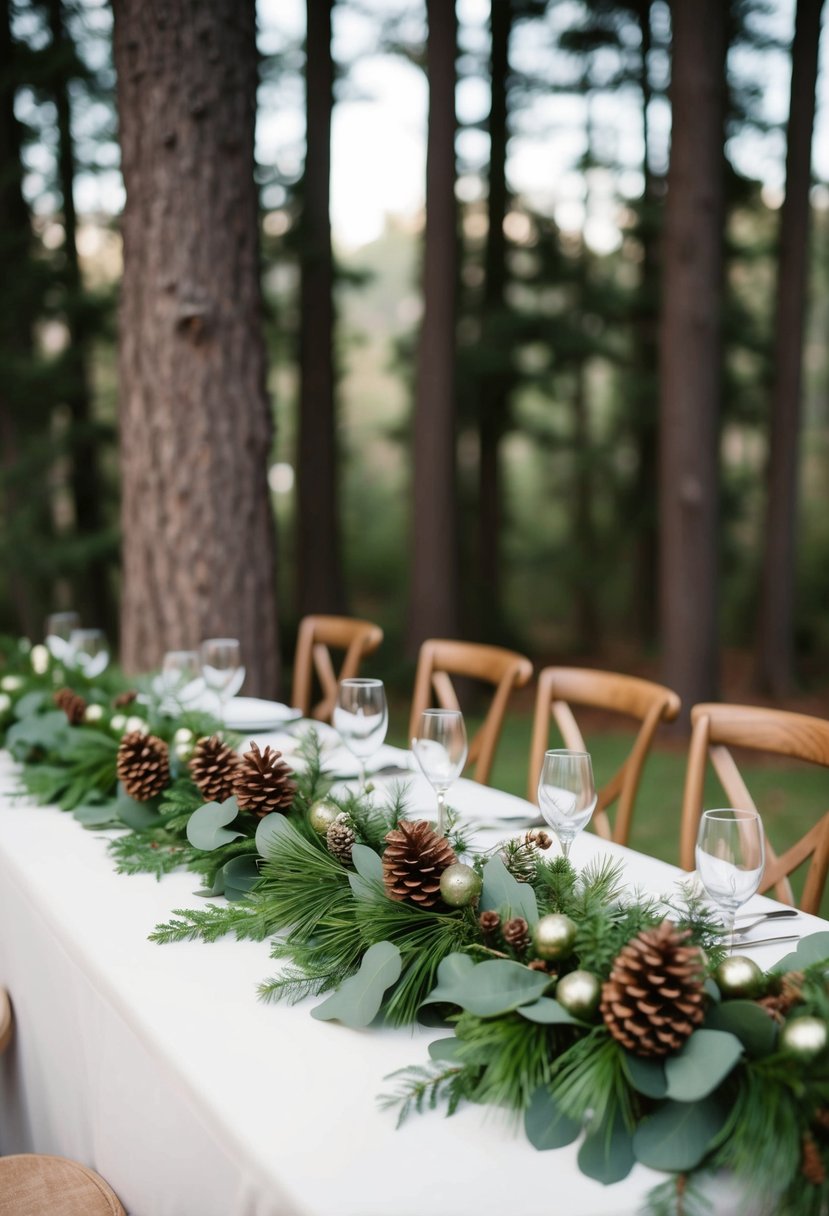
[532,913,578,961]
[125,715,149,736]
[173,727,194,746]
[556,969,601,1020]
[309,799,340,835]
[0,675,23,693]
[714,955,764,1000]
[83,704,104,724]
[30,644,50,674]
[780,1016,828,1061]
[439,863,482,908]
[110,713,127,734]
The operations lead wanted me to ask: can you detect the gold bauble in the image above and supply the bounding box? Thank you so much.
[780,1016,828,1061]
[714,955,763,1000]
[532,913,578,961]
[440,863,482,908]
[556,969,601,1020]
[309,799,340,835]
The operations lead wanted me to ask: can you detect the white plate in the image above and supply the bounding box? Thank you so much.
[222,698,303,731]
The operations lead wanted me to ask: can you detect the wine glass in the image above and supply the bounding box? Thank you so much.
[695,808,765,945]
[332,677,388,793]
[160,650,204,707]
[199,638,245,718]
[69,628,110,678]
[411,709,468,837]
[45,611,80,663]
[537,749,597,860]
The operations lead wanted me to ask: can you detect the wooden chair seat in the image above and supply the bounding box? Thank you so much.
[679,703,829,914]
[0,987,12,1054]
[527,666,681,845]
[290,614,383,723]
[409,639,533,785]
[0,1156,126,1216]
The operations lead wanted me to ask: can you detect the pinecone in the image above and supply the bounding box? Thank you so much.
[233,741,296,818]
[54,687,87,725]
[382,820,458,908]
[802,1134,826,1185]
[113,689,138,709]
[479,910,501,937]
[327,813,357,864]
[503,916,531,955]
[116,730,170,801]
[600,920,706,1057]
[190,735,241,803]
[758,970,805,1024]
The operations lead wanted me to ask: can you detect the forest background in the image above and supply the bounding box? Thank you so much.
[1,0,828,731]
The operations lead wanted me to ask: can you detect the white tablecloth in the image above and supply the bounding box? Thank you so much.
[0,754,823,1216]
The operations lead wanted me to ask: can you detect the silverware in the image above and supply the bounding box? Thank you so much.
[733,933,800,949]
[733,909,800,935]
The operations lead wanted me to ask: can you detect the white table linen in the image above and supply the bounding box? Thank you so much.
[0,754,824,1216]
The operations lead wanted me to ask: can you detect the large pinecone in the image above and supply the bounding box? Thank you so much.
[600,920,706,1057]
[54,687,87,725]
[233,741,296,818]
[382,820,458,908]
[190,735,241,803]
[117,730,170,801]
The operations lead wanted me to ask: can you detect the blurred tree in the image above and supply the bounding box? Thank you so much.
[296,0,346,619]
[406,0,461,652]
[658,0,726,721]
[113,0,280,691]
[757,0,825,695]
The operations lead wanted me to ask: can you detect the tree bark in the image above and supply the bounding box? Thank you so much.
[113,0,280,693]
[658,0,726,723]
[406,0,460,652]
[756,0,824,695]
[296,0,345,618]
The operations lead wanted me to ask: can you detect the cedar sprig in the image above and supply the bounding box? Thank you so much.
[150,898,279,945]
[108,833,188,880]
[643,1176,713,1216]
[379,1063,471,1128]
[157,777,204,821]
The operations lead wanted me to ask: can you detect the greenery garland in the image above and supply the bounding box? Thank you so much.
[3,636,829,1215]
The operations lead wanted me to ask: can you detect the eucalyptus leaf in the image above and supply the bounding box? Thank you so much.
[428,1037,462,1063]
[311,941,403,1028]
[186,797,244,851]
[6,711,69,757]
[705,1000,778,1057]
[480,856,539,924]
[421,953,476,1007]
[422,957,548,1017]
[525,1086,582,1151]
[351,844,383,883]
[633,1097,728,1171]
[115,785,162,830]
[73,802,122,827]
[517,997,580,1025]
[13,690,47,720]
[221,854,261,901]
[772,931,829,973]
[664,1029,743,1102]
[578,1108,635,1184]
[255,811,294,859]
[623,1053,667,1099]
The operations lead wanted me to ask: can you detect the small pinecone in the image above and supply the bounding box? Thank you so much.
[600,920,706,1058]
[233,741,297,819]
[503,916,531,955]
[113,689,138,709]
[758,971,805,1024]
[382,820,458,908]
[327,813,357,865]
[802,1134,826,1185]
[116,730,170,801]
[190,735,241,803]
[479,910,501,937]
[814,1108,829,1135]
[528,959,552,973]
[527,829,553,851]
[54,687,87,725]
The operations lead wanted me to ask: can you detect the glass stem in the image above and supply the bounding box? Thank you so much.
[437,790,447,837]
[358,759,366,794]
[560,837,572,860]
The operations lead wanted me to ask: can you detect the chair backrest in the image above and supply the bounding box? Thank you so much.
[290,615,384,723]
[0,1155,126,1216]
[679,703,829,914]
[408,639,533,785]
[527,666,681,845]
[0,986,12,1054]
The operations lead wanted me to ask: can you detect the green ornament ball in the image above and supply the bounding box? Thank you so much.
[714,955,764,1000]
[780,1016,829,1061]
[309,799,340,835]
[439,863,482,908]
[556,969,601,1020]
[532,913,578,961]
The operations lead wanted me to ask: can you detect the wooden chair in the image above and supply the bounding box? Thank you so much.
[290,615,383,722]
[0,1156,126,1215]
[408,639,533,785]
[679,703,829,914]
[0,985,12,1053]
[527,667,681,845]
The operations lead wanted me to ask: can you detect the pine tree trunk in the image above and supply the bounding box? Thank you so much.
[658,0,726,723]
[113,0,279,693]
[296,0,345,618]
[756,0,824,695]
[406,0,460,653]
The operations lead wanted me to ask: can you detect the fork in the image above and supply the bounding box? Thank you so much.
[733,909,800,936]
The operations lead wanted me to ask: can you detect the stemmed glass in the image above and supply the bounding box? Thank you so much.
[160,650,204,707]
[537,749,597,860]
[45,612,80,663]
[332,677,389,794]
[69,628,110,678]
[695,808,765,946]
[411,709,468,837]
[199,638,245,719]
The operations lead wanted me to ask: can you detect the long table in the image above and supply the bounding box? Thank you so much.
[0,753,823,1216]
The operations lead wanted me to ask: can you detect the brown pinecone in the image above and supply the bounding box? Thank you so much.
[600,920,706,1057]
[190,735,241,803]
[116,731,170,801]
[758,971,805,1024]
[503,916,531,955]
[54,687,87,725]
[113,689,138,708]
[802,1134,826,1185]
[382,820,457,908]
[479,910,501,936]
[327,813,357,865]
[233,741,296,819]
